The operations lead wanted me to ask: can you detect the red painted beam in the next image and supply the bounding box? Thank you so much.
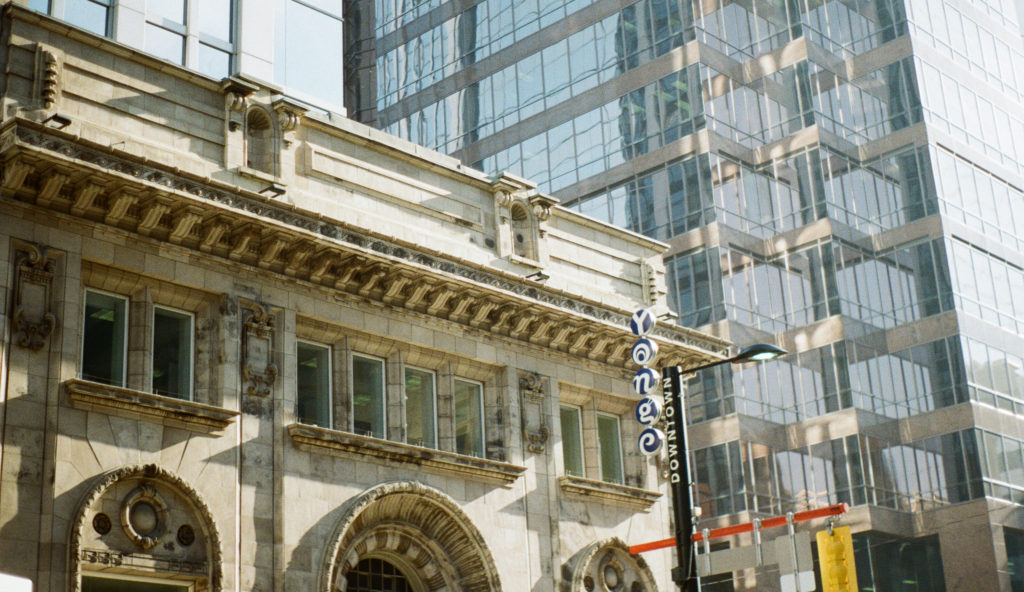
[629,503,848,554]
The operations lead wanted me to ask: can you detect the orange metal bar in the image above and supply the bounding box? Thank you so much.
[628,503,848,554]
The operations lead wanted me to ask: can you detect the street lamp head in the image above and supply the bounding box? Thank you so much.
[734,343,787,362]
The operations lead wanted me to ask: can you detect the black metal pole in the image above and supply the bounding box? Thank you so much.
[662,365,696,591]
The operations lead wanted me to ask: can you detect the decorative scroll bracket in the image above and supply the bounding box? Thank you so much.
[240,300,277,398]
[13,241,59,351]
[518,371,549,454]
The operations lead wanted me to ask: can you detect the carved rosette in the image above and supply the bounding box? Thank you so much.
[519,371,549,454]
[13,241,59,351]
[241,300,277,397]
[120,484,169,550]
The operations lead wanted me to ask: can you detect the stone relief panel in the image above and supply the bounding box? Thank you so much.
[240,299,278,400]
[69,464,222,592]
[519,371,549,454]
[12,240,59,351]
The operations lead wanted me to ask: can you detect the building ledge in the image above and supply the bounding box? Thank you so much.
[558,475,662,510]
[287,423,526,485]
[65,379,238,432]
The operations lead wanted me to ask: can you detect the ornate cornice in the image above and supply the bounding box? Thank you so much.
[1,121,730,368]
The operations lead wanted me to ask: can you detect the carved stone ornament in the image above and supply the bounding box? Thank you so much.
[120,483,169,550]
[13,241,58,351]
[34,44,61,110]
[241,300,278,397]
[525,426,549,455]
[519,372,548,403]
[561,539,657,592]
[272,96,306,147]
[68,464,223,592]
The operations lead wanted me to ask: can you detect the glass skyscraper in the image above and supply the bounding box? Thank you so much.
[350,1,1024,589]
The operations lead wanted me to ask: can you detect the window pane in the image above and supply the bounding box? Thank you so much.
[560,406,584,477]
[197,44,231,79]
[28,0,49,13]
[198,0,232,41]
[152,308,191,399]
[598,414,623,484]
[454,379,484,457]
[352,355,385,438]
[145,23,185,64]
[65,0,108,36]
[148,0,185,25]
[82,291,126,386]
[405,368,436,448]
[1007,528,1024,592]
[282,0,343,106]
[297,343,331,428]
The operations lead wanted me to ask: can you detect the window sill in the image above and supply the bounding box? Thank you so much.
[287,423,525,485]
[558,475,662,510]
[65,378,238,433]
[237,165,282,186]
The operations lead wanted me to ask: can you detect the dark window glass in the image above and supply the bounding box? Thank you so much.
[83,576,190,592]
[352,355,385,438]
[81,291,126,386]
[347,558,412,592]
[152,308,192,399]
[297,343,331,428]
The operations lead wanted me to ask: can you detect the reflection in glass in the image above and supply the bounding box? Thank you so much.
[65,0,108,36]
[454,379,484,457]
[405,367,435,448]
[197,44,231,79]
[281,0,343,106]
[560,406,584,477]
[148,0,185,24]
[145,23,185,65]
[352,356,385,439]
[198,0,232,42]
[597,413,623,484]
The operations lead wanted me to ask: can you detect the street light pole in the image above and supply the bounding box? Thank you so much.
[662,343,787,592]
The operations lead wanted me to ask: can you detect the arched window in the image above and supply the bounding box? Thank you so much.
[347,558,413,592]
[510,203,535,260]
[245,109,274,174]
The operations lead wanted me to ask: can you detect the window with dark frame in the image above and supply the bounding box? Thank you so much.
[297,342,332,428]
[81,290,127,387]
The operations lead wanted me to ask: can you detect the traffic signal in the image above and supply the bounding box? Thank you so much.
[817,525,858,592]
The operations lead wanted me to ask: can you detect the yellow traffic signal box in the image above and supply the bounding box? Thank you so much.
[817,526,858,592]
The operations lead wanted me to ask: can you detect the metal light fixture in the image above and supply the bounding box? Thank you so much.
[663,342,787,592]
[260,183,287,197]
[43,113,72,129]
[525,270,549,282]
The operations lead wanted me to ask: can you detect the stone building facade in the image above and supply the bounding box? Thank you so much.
[0,5,731,592]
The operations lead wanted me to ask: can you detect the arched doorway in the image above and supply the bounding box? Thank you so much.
[321,481,502,592]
